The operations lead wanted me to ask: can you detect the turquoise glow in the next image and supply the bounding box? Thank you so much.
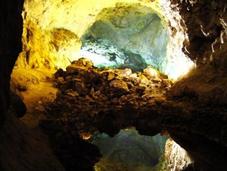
[81,4,169,73]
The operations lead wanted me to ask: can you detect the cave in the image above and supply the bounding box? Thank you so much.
[0,0,227,171]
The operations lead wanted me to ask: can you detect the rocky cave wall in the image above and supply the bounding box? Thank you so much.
[0,0,227,171]
[163,0,227,170]
[80,4,169,72]
[16,0,160,71]
[0,0,23,127]
[14,0,195,80]
[0,2,65,171]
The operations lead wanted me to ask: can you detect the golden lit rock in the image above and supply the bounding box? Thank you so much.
[165,139,192,170]
[3,1,227,171]
[143,66,159,78]
[17,0,162,71]
[14,0,195,81]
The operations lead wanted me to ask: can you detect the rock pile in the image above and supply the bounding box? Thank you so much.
[44,58,172,133]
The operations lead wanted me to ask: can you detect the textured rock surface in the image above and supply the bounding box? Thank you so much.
[0,0,24,125]
[40,59,172,170]
[166,0,227,170]
[15,0,194,80]
[43,58,171,134]
[165,139,191,171]
[81,4,168,72]
[0,109,64,171]
[0,0,227,171]
[0,1,64,171]
[16,0,159,71]
[174,0,227,64]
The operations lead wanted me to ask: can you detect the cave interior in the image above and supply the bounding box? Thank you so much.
[0,0,227,171]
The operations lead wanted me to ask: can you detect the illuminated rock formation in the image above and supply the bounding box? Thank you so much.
[15,0,194,80]
[0,0,226,171]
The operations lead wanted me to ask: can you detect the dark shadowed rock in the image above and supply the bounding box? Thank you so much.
[10,91,27,118]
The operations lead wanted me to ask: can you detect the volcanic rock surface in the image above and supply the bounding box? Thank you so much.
[0,0,227,171]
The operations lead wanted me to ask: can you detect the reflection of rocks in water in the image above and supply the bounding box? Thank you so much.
[93,129,167,171]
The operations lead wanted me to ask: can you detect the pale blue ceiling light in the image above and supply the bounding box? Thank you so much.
[80,3,195,80]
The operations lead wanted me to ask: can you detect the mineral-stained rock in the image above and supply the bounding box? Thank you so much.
[143,66,159,78]
[2,0,226,170]
[106,71,116,81]
[109,79,129,92]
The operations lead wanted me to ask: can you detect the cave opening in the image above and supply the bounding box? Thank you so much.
[80,3,169,73]
[10,0,196,171]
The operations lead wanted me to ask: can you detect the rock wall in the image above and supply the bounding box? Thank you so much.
[16,0,160,71]
[0,1,65,170]
[0,0,227,170]
[15,0,194,80]
[0,0,23,127]
[81,4,169,72]
[173,0,227,64]
[166,0,227,170]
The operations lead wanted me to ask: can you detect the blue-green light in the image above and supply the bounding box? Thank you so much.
[81,4,168,73]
